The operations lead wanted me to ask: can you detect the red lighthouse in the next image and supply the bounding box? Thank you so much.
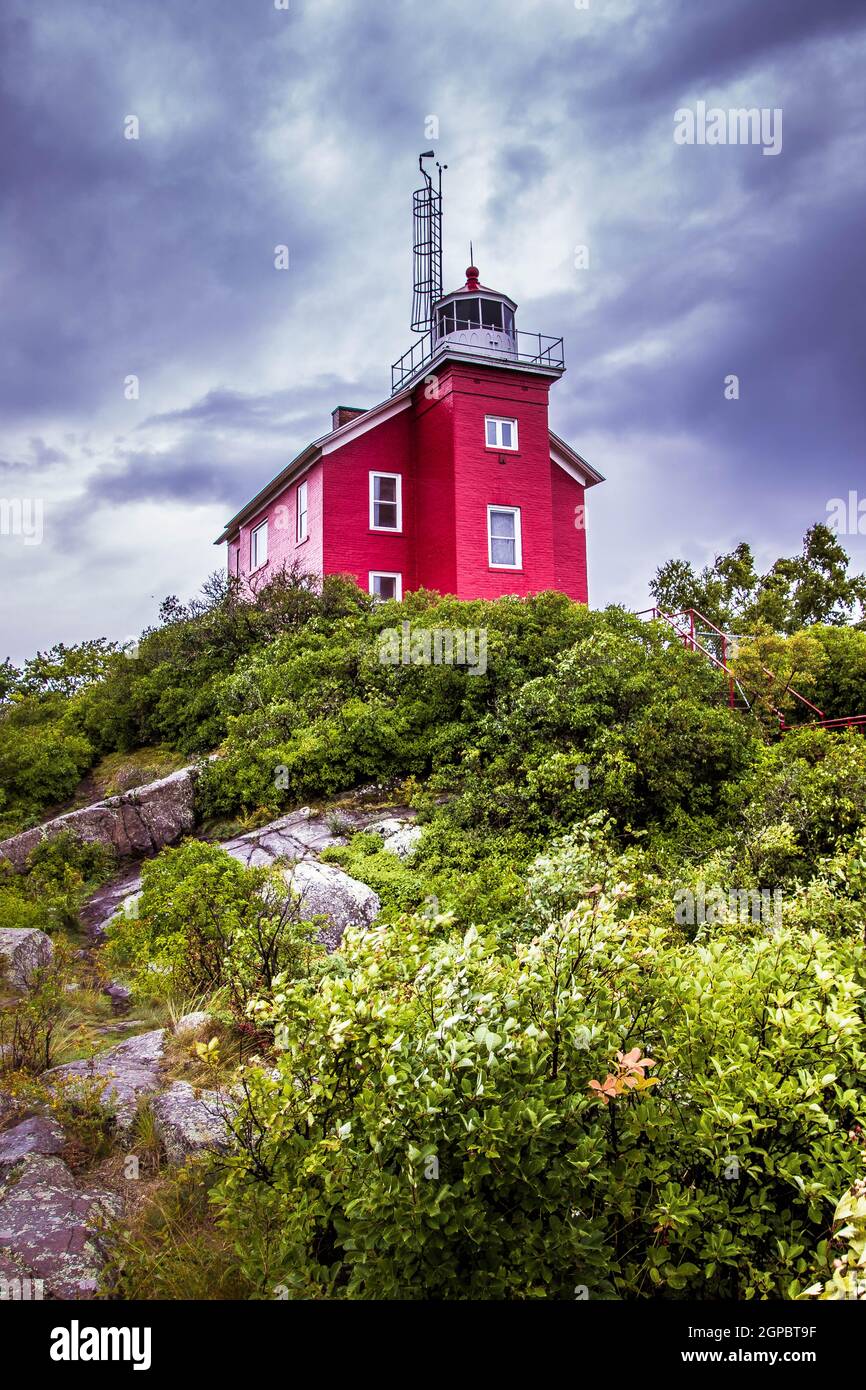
[216,154,603,602]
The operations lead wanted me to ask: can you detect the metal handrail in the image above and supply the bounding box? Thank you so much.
[637,606,826,722]
[391,328,565,393]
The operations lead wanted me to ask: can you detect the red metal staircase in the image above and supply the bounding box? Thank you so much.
[638,606,866,734]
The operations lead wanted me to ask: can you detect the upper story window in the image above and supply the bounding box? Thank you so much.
[488,505,522,569]
[370,472,402,531]
[296,481,308,543]
[250,519,268,571]
[485,416,518,451]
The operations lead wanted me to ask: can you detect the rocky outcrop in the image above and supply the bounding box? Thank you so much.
[0,1153,120,1298]
[46,1029,166,1139]
[0,928,54,991]
[173,1011,214,1038]
[281,860,380,950]
[221,805,347,867]
[0,767,199,873]
[151,1082,233,1165]
[367,816,423,860]
[0,1116,65,1172]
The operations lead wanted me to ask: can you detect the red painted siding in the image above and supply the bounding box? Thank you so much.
[322,409,414,595]
[235,459,323,585]
[550,459,588,602]
[448,364,556,599]
[413,378,457,594]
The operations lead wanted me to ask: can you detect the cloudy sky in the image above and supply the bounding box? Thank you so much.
[1,0,864,662]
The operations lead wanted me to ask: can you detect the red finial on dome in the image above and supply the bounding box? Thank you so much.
[465,265,480,290]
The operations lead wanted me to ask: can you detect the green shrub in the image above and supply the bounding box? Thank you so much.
[104,840,325,1016]
[212,832,866,1300]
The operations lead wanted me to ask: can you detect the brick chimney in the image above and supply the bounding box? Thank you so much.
[331,405,367,431]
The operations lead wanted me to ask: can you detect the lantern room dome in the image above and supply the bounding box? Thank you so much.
[433,265,518,361]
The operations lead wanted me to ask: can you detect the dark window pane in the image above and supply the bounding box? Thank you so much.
[374,575,397,599]
[375,476,397,503]
[480,299,503,329]
[455,297,480,330]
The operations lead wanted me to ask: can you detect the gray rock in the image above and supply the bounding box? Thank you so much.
[150,1081,233,1164]
[103,982,132,1013]
[0,928,54,991]
[281,860,380,950]
[367,815,422,860]
[221,807,349,868]
[79,869,143,942]
[174,1011,214,1038]
[0,1153,121,1298]
[0,1117,65,1171]
[46,1029,166,1139]
[0,766,199,874]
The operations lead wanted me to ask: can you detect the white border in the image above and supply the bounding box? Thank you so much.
[368,571,402,601]
[485,415,519,451]
[250,518,269,572]
[296,480,308,543]
[369,471,403,531]
[487,505,522,569]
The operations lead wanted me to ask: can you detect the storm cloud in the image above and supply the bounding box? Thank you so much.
[1,0,864,659]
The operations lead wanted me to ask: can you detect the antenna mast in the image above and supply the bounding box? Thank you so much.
[411,152,446,334]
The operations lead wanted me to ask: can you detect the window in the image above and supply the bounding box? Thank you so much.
[296,481,308,543]
[370,472,402,530]
[480,299,503,330]
[485,416,518,451]
[250,520,268,571]
[437,304,456,338]
[487,506,522,569]
[369,571,402,601]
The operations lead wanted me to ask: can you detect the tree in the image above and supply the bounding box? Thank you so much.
[650,525,866,634]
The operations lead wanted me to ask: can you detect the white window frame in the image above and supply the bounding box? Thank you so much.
[369,471,403,531]
[487,505,522,570]
[485,416,519,451]
[369,571,402,601]
[296,480,308,543]
[250,519,268,571]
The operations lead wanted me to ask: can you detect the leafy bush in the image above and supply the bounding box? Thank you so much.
[212,831,866,1300]
[104,840,325,1017]
[0,831,116,935]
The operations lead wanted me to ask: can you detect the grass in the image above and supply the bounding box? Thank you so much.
[104,1162,258,1300]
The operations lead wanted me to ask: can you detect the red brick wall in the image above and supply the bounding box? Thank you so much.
[234,459,323,585]
[448,364,557,599]
[412,377,457,594]
[322,408,414,594]
[550,458,589,603]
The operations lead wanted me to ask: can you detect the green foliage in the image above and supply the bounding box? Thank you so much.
[199,596,759,848]
[0,693,94,834]
[0,831,116,935]
[104,840,325,1016]
[212,829,866,1300]
[0,938,77,1073]
[651,524,866,633]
